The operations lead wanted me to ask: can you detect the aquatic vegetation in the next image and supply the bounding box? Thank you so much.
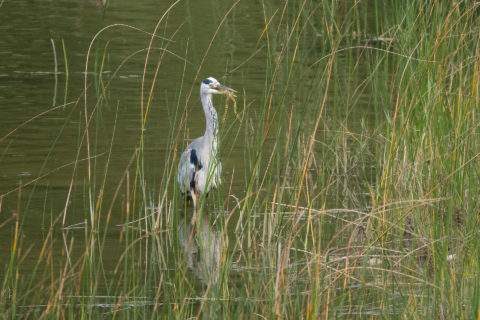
[1,0,479,318]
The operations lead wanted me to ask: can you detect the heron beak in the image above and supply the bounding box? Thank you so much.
[216,84,237,97]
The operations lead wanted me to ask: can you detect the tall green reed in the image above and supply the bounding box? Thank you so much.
[1,0,480,318]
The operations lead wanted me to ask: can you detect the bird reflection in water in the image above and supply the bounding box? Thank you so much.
[178,212,224,286]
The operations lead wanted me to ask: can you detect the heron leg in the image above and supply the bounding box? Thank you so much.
[188,192,200,243]
[191,192,197,209]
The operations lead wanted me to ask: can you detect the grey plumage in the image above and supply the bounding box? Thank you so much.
[178,77,235,207]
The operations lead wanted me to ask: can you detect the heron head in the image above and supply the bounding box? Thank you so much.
[200,77,236,96]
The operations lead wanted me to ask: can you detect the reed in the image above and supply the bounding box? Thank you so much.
[1,0,479,318]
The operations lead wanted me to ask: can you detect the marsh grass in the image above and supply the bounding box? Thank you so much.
[1,0,480,318]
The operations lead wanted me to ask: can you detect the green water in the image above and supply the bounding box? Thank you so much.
[0,2,378,243]
[0,1,268,232]
[6,0,474,318]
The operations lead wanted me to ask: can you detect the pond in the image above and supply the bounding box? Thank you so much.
[2,0,476,318]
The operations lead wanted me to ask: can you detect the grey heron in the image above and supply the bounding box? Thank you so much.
[178,77,236,208]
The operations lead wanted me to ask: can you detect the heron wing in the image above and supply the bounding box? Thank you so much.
[178,146,203,196]
[178,136,222,198]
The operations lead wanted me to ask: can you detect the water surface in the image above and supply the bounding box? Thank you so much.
[0,0,385,316]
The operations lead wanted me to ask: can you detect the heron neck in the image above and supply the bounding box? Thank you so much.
[201,93,219,147]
